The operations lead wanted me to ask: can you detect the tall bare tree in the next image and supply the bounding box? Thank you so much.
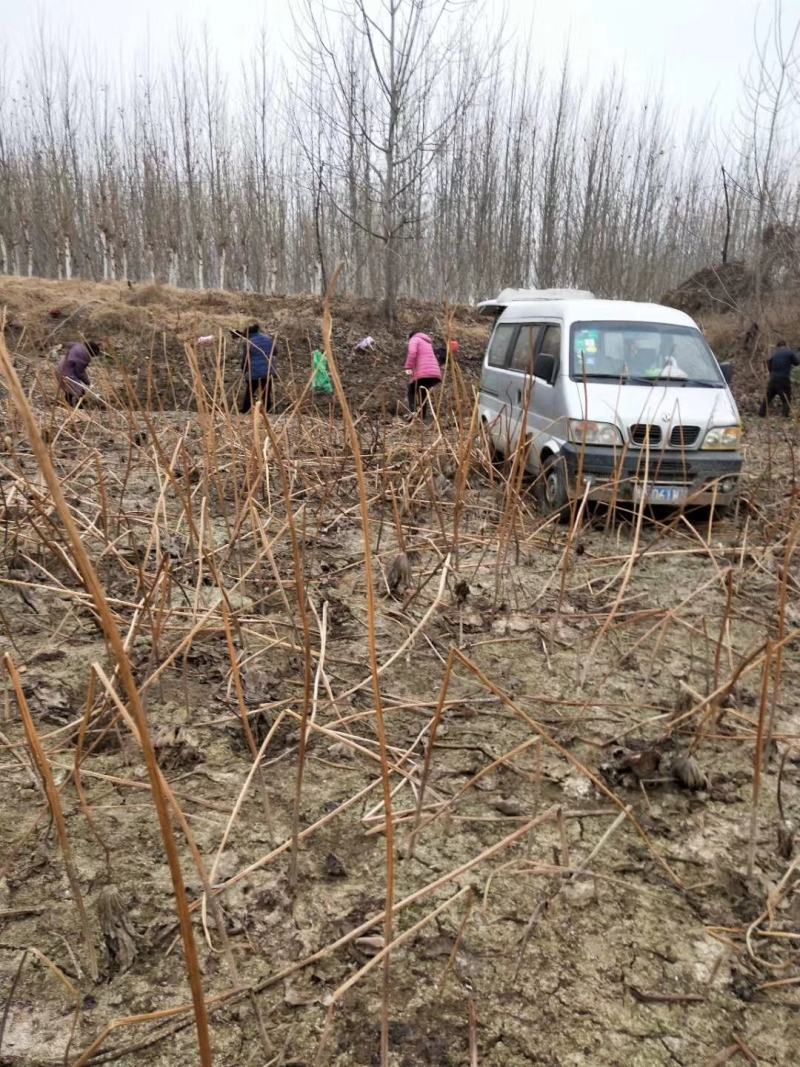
[295,0,488,321]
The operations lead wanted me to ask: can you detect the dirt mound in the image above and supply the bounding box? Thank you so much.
[662,261,756,316]
[0,276,488,411]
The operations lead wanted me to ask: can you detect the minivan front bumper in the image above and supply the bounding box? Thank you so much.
[560,443,743,505]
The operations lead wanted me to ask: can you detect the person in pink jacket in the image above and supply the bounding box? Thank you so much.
[404,330,442,419]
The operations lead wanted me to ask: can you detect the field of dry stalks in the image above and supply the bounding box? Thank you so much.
[0,280,799,1066]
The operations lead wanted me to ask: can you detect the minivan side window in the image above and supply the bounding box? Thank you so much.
[486,324,517,368]
[509,325,540,373]
[538,324,561,361]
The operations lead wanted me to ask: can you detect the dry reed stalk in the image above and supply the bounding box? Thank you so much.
[279,711,419,786]
[137,526,284,695]
[667,629,799,738]
[0,946,81,1064]
[309,599,332,727]
[552,480,592,639]
[557,807,570,869]
[92,451,110,537]
[407,648,456,857]
[450,397,479,567]
[448,648,682,886]
[184,342,225,525]
[411,736,544,844]
[468,997,479,1066]
[677,512,727,581]
[335,555,450,704]
[713,568,734,691]
[319,266,396,1064]
[570,806,631,878]
[195,777,384,906]
[747,640,773,879]
[491,383,532,610]
[579,462,649,686]
[91,662,273,1060]
[259,411,314,893]
[53,763,232,814]
[251,810,558,1000]
[765,520,800,751]
[219,600,273,829]
[436,889,476,993]
[595,570,733,694]
[744,852,800,969]
[0,725,38,783]
[0,949,29,1057]
[314,886,471,1065]
[4,654,98,982]
[202,708,290,940]
[0,331,213,1065]
[70,986,245,1067]
[72,670,112,871]
[247,501,302,643]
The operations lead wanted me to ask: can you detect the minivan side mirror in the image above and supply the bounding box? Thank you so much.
[533,352,556,383]
[719,361,733,385]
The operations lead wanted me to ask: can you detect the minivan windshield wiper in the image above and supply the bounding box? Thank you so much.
[626,375,722,388]
[575,373,722,387]
[675,378,722,388]
[578,373,630,382]
[631,377,725,390]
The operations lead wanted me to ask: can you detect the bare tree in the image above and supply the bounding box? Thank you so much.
[736,0,800,303]
[295,0,489,321]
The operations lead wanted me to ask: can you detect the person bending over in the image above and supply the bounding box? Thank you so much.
[57,340,100,406]
[404,329,442,420]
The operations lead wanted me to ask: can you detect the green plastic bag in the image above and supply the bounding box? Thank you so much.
[312,349,333,395]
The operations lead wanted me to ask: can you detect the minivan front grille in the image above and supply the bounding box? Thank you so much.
[630,424,661,446]
[669,425,701,449]
[629,424,702,450]
[643,455,692,482]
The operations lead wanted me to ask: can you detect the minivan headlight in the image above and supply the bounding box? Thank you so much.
[701,425,742,450]
[568,420,623,446]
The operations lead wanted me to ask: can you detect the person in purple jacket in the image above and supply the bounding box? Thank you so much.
[404,329,442,420]
[57,341,100,406]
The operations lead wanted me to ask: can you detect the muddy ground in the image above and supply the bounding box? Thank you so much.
[0,280,799,1067]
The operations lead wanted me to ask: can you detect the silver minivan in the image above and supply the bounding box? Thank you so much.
[478,289,743,512]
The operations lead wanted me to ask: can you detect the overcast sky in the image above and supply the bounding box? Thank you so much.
[1,0,793,124]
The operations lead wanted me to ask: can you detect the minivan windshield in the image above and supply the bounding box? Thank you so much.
[570,322,724,387]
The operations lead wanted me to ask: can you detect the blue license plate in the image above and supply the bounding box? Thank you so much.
[635,484,689,505]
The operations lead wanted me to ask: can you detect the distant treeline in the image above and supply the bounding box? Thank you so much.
[1,2,798,317]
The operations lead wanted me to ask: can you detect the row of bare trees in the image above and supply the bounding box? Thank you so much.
[1,1,799,319]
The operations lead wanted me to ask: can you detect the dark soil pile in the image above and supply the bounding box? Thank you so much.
[0,277,489,412]
[662,261,756,316]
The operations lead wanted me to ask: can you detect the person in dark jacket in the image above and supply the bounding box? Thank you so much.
[238,323,276,413]
[57,340,100,406]
[433,338,460,368]
[758,340,799,416]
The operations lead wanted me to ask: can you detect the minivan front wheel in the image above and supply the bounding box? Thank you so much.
[538,454,570,517]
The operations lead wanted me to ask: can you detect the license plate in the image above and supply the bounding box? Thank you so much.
[634,484,689,505]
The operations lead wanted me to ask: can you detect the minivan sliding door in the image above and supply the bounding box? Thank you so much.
[505,323,562,468]
[482,323,519,454]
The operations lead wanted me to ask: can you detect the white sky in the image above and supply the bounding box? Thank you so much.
[1,0,796,124]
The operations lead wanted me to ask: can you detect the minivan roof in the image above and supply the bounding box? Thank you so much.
[497,298,698,329]
[477,287,595,315]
